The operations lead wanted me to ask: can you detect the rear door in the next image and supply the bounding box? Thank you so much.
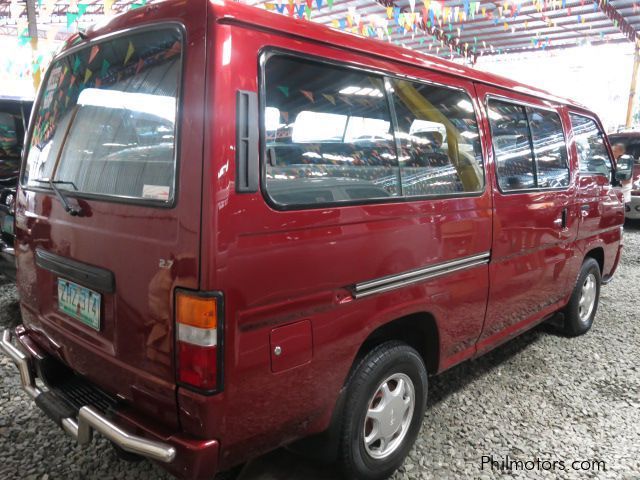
[474,85,578,351]
[15,4,206,428]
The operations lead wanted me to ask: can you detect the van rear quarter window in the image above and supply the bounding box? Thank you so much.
[263,55,398,206]
[23,27,183,203]
[262,54,485,207]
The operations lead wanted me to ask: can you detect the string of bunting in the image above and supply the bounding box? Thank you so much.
[0,0,636,84]
[0,0,153,88]
[258,0,636,60]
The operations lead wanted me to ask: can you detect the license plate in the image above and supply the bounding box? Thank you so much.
[57,279,101,330]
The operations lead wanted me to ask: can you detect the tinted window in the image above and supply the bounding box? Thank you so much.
[488,101,536,191]
[389,79,484,195]
[569,114,612,177]
[0,112,20,160]
[24,28,182,203]
[526,107,569,188]
[264,56,398,206]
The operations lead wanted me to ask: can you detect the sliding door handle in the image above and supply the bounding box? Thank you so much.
[554,208,568,229]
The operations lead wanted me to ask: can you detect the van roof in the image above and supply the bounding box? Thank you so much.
[76,0,585,110]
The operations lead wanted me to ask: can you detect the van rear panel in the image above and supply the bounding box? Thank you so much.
[15,0,207,429]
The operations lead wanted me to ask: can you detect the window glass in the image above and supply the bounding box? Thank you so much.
[264,55,398,206]
[526,107,569,188]
[488,101,536,191]
[569,114,612,177]
[24,28,182,202]
[609,136,640,161]
[0,112,20,161]
[390,79,484,196]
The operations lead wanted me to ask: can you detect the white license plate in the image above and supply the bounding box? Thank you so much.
[57,279,101,330]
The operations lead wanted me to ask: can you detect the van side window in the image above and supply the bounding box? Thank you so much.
[525,107,569,188]
[569,113,613,178]
[487,101,536,191]
[488,100,569,191]
[389,79,484,195]
[264,55,399,206]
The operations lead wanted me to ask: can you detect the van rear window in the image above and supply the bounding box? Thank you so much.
[23,27,183,204]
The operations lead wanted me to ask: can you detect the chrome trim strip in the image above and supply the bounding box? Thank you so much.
[0,329,176,464]
[355,252,490,292]
[353,252,490,299]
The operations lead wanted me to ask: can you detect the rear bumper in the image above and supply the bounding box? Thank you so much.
[0,327,219,479]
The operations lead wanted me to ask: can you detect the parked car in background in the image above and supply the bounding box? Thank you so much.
[0,1,634,479]
[0,96,32,280]
[608,132,640,220]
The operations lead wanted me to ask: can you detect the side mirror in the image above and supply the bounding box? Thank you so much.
[615,154,634,182]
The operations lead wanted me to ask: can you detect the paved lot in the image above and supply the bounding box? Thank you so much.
[1,221,639,480]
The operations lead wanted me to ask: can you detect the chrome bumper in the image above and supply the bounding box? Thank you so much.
[0,329,176,464]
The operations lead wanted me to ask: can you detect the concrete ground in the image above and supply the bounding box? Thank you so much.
[1,221,639,480]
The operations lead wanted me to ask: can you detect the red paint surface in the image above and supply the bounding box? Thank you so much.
[12,1,625,478]
[270,319,313,373]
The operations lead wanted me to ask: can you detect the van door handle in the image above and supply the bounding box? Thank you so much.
[554,208,568,229]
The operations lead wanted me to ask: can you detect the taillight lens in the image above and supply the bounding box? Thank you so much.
[175,290,222,391]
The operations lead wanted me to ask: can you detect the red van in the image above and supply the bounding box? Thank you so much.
[0,1,633,479]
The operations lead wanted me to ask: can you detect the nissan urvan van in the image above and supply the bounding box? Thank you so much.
[1,1,633,479]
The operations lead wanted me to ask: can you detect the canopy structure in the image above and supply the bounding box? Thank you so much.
[0,0,142,41]
[242,0,640,62]
[0,0,637,58]
[0,0,639,123]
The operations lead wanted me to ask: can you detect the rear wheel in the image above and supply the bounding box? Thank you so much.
[337,341,427,480]
[563,257,601,337]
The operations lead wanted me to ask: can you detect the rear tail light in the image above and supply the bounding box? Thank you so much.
[175,290,223,392]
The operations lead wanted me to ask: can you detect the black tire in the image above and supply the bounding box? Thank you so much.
[563,257,601,337]
[338,341,428,480]
[214,464,244,480]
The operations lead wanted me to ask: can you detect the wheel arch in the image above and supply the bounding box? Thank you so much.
[288,311,440,462]
[584,246,605,274]
[351,312,440,376]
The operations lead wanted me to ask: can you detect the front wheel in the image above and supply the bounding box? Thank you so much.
[563,257,601,337]
[338,341,428,480]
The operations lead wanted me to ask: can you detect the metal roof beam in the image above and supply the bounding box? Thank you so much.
[479,36,629,55]
[599,0,638,42]
[454,17,640,44]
